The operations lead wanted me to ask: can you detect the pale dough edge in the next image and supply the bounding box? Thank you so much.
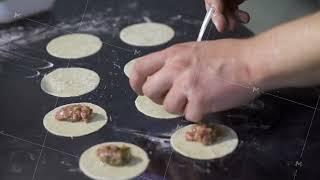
[40,67,100,98]
[119,22,175,47]
[46,33,103,59]
[124,59,136,78]
[135,96,182,119]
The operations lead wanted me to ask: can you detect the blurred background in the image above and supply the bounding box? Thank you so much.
[241,0,320,33]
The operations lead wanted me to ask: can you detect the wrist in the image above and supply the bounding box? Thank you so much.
[242,12,320,92]
[241,36,278,92]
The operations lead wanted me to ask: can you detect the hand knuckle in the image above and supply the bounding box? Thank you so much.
[182,73,196,90]
[167,44,185,54]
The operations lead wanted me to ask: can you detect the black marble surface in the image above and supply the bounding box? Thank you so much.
[0,0,320,180]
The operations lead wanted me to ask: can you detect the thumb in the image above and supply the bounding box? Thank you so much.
[205,0,227,32]
[205,0,224,13]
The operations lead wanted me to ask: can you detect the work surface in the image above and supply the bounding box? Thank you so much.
[0,0,320,180]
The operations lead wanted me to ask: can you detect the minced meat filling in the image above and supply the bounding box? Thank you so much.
[185,124,218,145]
[55,105,93,123]
[96,145,132,166]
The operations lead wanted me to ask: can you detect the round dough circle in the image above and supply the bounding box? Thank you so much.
[135,96,181,119]
[124,59,136,78]
[120,22,175,47]
[79,142,150,180]
[43,103,108,137]
[171,124,238,160]
[46,33,103,59]
[41,68,100,97]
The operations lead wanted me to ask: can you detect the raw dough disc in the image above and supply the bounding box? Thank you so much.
[120,22,175,47]
[79,142,150,180]
[46,33,103,59]
[41,67,100,97]
[135,96,181,119]
[43,102,108,137]
[171,124,238,160]
[123,59,136,77]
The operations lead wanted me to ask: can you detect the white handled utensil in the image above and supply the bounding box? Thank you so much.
[197,6,215,42]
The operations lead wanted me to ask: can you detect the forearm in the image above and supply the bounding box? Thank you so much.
[248,11,320,91]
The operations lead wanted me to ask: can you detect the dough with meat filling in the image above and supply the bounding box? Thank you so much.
[43,103,108,137]
[170,124,238,160]
[79,142,149,180]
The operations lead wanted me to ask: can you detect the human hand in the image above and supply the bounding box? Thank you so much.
[130,39,258,122]
[204,0,250,32]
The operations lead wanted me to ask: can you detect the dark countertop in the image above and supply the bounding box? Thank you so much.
[0,0,320,180]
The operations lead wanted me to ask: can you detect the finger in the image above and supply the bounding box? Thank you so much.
[226,11,238,31]
[234,9,250,24]
[129,51,166,95]
[142,67,175,104]
[163,84,188,115]
[184,98,206,122]
[212,13,227,32]
[206,0,227,32]
[205,0,224,13]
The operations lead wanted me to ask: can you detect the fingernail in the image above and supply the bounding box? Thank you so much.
[205,4,210,11]
[235,10,249,23]
[206,3,215,11]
